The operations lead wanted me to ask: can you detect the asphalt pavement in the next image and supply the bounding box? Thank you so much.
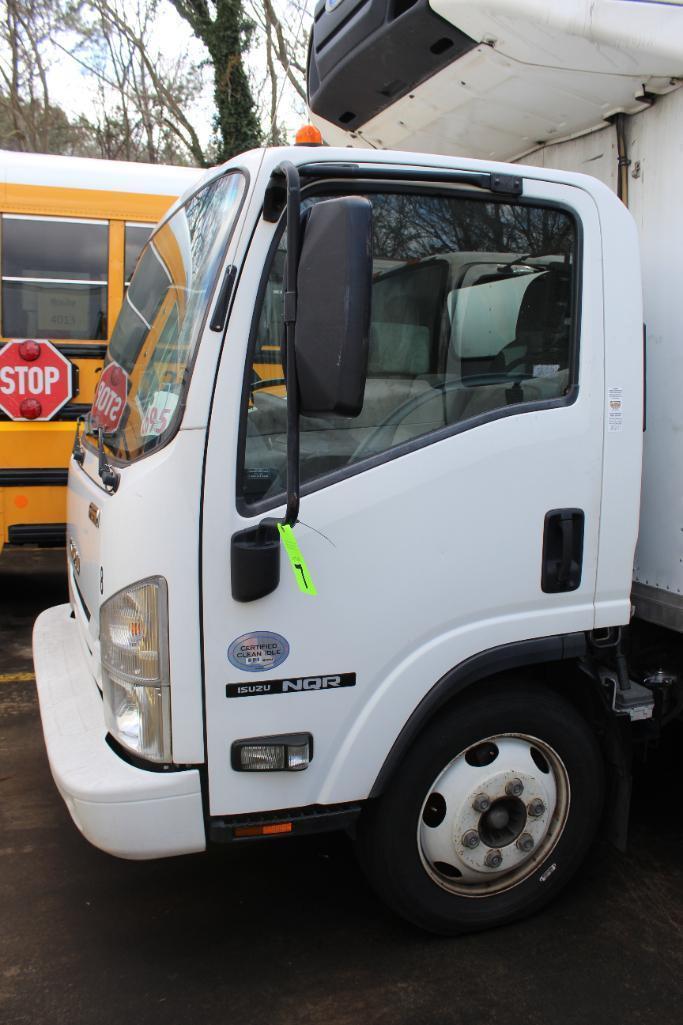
[1,548,682,1025]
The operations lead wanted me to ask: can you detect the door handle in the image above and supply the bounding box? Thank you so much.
[542,509,584,593]
[557,513,573,585]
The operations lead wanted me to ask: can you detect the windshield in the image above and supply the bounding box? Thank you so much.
[87,170,245,461]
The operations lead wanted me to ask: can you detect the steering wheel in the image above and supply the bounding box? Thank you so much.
[251,376,286,394]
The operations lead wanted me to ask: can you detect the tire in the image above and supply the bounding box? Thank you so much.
[356,683,604,935]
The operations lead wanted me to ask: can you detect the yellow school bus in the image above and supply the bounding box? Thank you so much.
[0,150,201,552]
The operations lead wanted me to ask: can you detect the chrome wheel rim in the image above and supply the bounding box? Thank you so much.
[417,733,570,897]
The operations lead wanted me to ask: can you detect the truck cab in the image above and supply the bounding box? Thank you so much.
[34,144,648,934]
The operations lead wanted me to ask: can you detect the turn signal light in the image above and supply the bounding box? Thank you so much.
[295,124,323,146]
[233,822,293,838]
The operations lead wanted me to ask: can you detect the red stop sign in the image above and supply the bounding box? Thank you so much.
[0,339,74,421]
[90,361,128,432]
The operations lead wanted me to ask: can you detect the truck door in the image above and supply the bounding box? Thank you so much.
[201,174,605,818]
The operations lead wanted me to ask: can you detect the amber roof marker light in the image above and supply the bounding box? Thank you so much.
[294,124,324,146]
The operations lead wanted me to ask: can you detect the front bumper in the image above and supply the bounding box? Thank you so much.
[33,603,206,860]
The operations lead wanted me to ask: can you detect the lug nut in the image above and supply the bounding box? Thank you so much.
[472,793,491,813]
[462,830,480,849]
[484,849,503,869]
[516,832,535,853]
[506,778,524,797]
[528,798,545,818]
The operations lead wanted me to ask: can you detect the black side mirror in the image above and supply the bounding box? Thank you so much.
[295,196,373,418]
[231,171,373,604]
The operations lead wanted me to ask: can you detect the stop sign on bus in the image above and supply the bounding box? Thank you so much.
[0,339,74,420]
[90,361,128,432]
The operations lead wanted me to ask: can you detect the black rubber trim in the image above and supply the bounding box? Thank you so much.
[53,403,91,422]
[643,323,647,432]
[104,732,198,774]
[7,522,66,546]
[0,467,68,486]
[299,162,523,195]
[55,343,107,360]
[369,632,588,797]
[0,403,89,422]
[208,801,362,843]
[72,572,91,621]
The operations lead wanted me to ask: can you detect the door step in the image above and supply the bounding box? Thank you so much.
[599,669,655,721]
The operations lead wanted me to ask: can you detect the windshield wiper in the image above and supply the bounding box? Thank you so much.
[97,427,120,492]
[72,416,86,465]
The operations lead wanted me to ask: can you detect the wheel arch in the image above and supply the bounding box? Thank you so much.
[369,632,592,799]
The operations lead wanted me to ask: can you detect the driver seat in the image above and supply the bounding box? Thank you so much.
[461,270,571,420]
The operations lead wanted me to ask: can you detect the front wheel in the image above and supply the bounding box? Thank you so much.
[356,684,604,934]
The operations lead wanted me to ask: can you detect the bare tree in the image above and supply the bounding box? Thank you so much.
[245,0,308,144]
[71,0,207,164]
[0,0,78,152]
[0,0,314,164]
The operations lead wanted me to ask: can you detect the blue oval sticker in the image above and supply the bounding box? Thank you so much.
[228,631,290,673]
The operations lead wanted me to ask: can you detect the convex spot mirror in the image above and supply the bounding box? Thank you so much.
[295,196,373,418]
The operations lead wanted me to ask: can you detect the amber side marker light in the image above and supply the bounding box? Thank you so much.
[234,822,293,838]
[295,124,323,146]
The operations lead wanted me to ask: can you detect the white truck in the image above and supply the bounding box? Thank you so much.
[32,6,680,927]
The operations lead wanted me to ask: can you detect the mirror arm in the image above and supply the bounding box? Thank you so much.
[279,160,302,526]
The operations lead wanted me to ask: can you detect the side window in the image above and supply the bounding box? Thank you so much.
[241,192,577,507]
[1,215,108,339]
[124,222,154,288]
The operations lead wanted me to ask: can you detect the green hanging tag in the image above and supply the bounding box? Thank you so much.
[277,523,317,596]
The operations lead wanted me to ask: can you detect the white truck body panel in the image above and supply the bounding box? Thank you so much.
[33,604,205,858]
[312,0,682,160]
[523,87,683,626]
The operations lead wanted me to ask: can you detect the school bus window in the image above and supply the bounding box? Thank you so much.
[1,214,108,340]
[254,247,285,367]
[125,223,154,285]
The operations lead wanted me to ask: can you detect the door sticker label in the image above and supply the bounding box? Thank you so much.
[226,673,356,698]
[227,631,290,672]
[140,389,179,437]
[608,386,624,432]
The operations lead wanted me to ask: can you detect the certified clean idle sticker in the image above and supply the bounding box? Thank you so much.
[228,631,290,672]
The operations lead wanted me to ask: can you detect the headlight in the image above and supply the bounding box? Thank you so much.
[100,577,171,763]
